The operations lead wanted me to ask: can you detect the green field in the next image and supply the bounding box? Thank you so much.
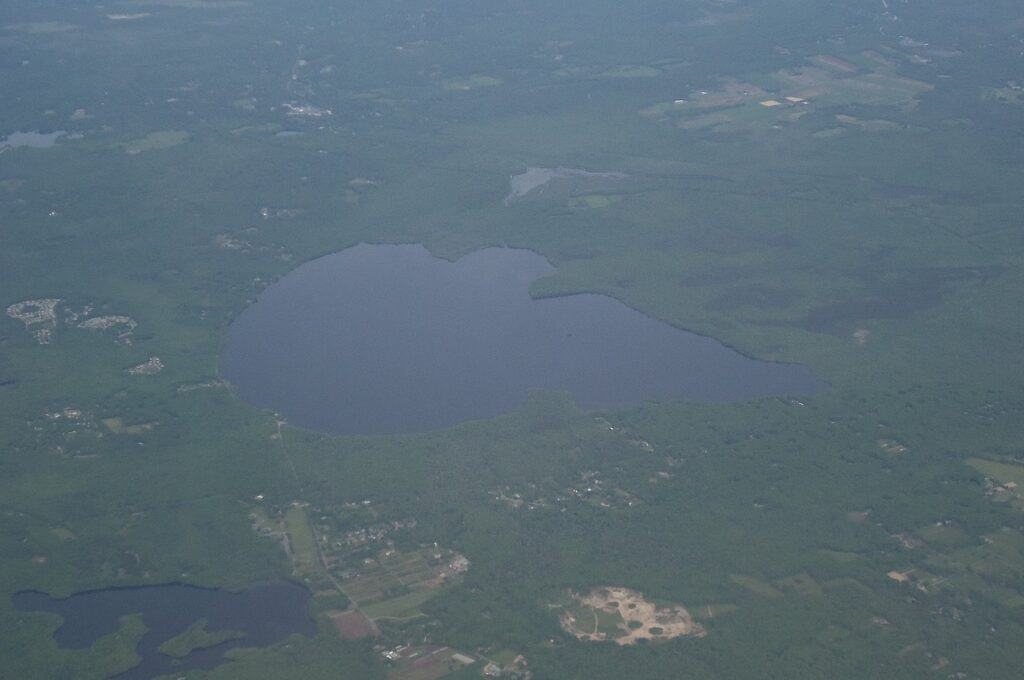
[285,506,318,572]
[362,589,439,621]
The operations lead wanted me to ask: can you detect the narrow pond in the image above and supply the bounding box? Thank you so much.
[221,244,825,435]
[12,581,314,679]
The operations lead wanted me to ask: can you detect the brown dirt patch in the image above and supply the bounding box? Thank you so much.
[559,587,705,645]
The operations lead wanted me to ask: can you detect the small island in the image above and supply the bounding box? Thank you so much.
[159,619,244,659]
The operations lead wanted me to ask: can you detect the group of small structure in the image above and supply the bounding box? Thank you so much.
[6,297,161,375]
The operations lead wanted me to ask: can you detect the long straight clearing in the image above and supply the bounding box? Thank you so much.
[285,505,317,570]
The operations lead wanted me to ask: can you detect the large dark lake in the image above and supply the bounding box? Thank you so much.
[12,581,314,679]
[221,244,824,435]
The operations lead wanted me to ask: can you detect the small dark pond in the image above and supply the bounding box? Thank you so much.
[221,244,825,435]
[12,580,314,679]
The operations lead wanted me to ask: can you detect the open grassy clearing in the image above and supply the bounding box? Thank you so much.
[284,505,318,572]
[362,589,440,621]
[968,458,1024,511]
[385,645,476,680]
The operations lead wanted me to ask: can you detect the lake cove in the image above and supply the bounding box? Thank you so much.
[222,244,824,435]
[12,581,314,679]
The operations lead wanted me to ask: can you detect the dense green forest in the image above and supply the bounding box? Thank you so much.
[1,0,1023,678]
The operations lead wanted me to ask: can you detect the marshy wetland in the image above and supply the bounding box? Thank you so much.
[13,581,314,679]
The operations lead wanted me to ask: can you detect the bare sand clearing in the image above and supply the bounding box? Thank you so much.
[559,587,705,645]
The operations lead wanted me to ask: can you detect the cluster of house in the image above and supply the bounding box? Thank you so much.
[340,518,417,548]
